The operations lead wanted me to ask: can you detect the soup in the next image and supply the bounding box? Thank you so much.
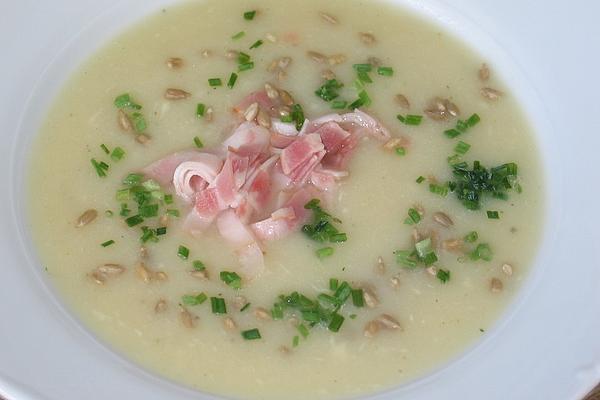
[28,0,544,399]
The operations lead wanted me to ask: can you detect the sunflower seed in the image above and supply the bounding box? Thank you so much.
[117,110,132,131]
[265,33,277,43]
[232,296,247,310]
[278,106,291,118]
[154,299,167,313]
[328,53,347,66]
[479,63,490,81]
[76,209,98,227]
[254,307,271,320]
[433,212,454,227]
[257,107,271,128]
[412,228,422,244]
[223,317,237,330]
[244,102,259,122]
[225,50,239,60]
[135,262,152,283]
[277,70,287,82]
[383,137,405,150]
[164,88,191,100]
[159,214,168,226]
[97,263,125,275]
[502,263,514,276]
[279,90,294,106]
[425,266,437,276]
[279,345,291,354]
[319,12,338,24]
[490,278,503,293]
[395,94,410,109]
[205,107,214,122]
[481,87,503,100]
[442,238,464,252]
[321,69,336,80]
[359,32,376,45]
[200,49,211,58]
[166,57,183,69]
[362,286,379,308]
[189,269,209,280]
[364,320,380,337]
[139,246,149,259]
[307,51,327,63]
[377,314,402,330]
[390,275,401,289]
[445,100,460,117]
[264,83,279,99]
[375,256,386,275]
[179,306,195,328]
[89,271,106,285]
[135,134,151,144]
[153,271,168,281]
[278,57,292,70]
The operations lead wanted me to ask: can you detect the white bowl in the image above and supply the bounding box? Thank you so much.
[2,0,599,399]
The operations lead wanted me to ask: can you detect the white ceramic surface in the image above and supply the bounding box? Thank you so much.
[1,0,599,399]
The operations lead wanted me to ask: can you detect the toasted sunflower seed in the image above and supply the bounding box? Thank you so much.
[232,296,248,310]
[257,107,271,128]
[264,83,279,99]
[154,299,167,313]
[490,278,503,293]
[154,271,168,281]
[279,90,294,106]
[479,63,490,81]
[377,314,402,330]
[254,307,271,320]
[319,12,338,24]
[89,271,106,285]
[265,33,277,43]
[277,70,287,82]
[412,228,422,244]
[502,263,514,276]
[307,50,327,63]
[135,262,152,283]
[480,87,503,100]
[205,107,214,122]
[375,256,386,275]
[425,266,437,276]
[244,102,259,122]
[189,270,209,280]
[179,306,195,328]
[395,94,410,109]
[117,109,133,131]
[359,32,376,45]
[166,57,183,69]
[390,275,401,289]
[321,69,336,80]
[139,246,149,260]
[97,263,125,275]
[164,88,191,100]
[278,57,292,70]
[383,137,405,151]
[223,317,237,330]
[279,345,291,354]
[362,286,379,308]
[76,209,98,227]
[442,238,464,252]
[433,211,454,228]
[135,134,151,144]
[328,53,347,66]
[200,49,211,58]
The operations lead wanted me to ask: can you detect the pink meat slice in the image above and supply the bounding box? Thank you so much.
[289,150,326,184]
[341,109,391,142]
[234,91,276,116]
[223,122,271,156]
[143,150,219,187]
[314,121,351,153]
[280,133,325,175]
[172,154,223,203]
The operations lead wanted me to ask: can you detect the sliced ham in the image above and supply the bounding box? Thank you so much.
[172,154,223,203]
[143,150,220,187]
[223,122,271,156]
[271,119,299,136]
[341,109,391,141]
[314,121,351,153]
[234,91,275,116]
[280,133,324,175]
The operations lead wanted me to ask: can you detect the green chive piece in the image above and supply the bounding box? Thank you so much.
[470,243,493,261]
[130,112,146,132]
[100,144,110,154]
[404,208,421,225]
[115,188,130,202]
[377,66,394,76]
[125,214,144,227]
[141,179,160,191]
[271,303,284,320]
[436,269,451,283]
[177,245,190,260]
[208,78,222,87]
[329,278,339,291]
[397,114,423,126]
[139,204,159,218]
[114,93,141,110]
[237,52,251,64]
[331,100,348,109]
[227,72,238,89]
[220,271,242,289]
[243,10,257,20]
[193,136,204,148]
[333,281,352,304]
[357,71,373,84]
[105,210,113,217]
[429,183,449,197]
[166,209,180,217]
[292,335,300,347]
[155,227,167,236]
[487,210,500,219]
[422,252,438,266]
[140,227,158,243]
[232,31,245,40]
[238,62,255,72]
[164,194,174,204]
[395,249,418,268]
[182,293,207,306]
[290,104,305,131]
[454,141,471,155]
[444,128,462,139]
[90,158,108,177]
[395,147,406,156]
[467,113,481,127]
[241,328,261,340]
[240,302,251,312]
[316,247,334,259]
[297,323,309,338]
[210,297,227,314]
[101,240,115,247]
[327,313,344,332]
[351,289,364,307]
[416,176,425,184]
[196,103,206,117]
[122,173,143,186]
[119,203,130,217]
[415,238,433,259]
[249,39,263,49]
[315,79,344,102]
[352,63,372,72]
[464,231,479,243]
[192,260,205,271]
[110,146,125,161]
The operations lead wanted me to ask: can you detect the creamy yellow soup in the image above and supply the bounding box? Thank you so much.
[28,0,544,399]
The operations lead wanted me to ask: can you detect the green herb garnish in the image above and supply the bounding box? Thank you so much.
[243,10,257,20]
[316,247,334,259]
[454,141,471,155]
[100,240,115,247]
[110,147,125,161]
[241,328,261,340]
[220,271,242,289]
[351,289,364,307]
[91,158,109,177]
[232,31,245,40]
[193,136,204,148]
[404,208,421,225]
[436,269,451,283]
[177,245,190,260]
[416,176,425,184]
[240,302,251,312]
[377,66,394,76]
[211,297,227,314]
[227,72,238,89]
[395,147,406,156]
[352,64,372,72]
[249,39,263,49]
[315,79,344,102]
[290,103,305,131]
[196,103,206,117]
[100,144,110,154]
[464,231,479,243]
[302,199,347,244]
[208,78,222,87]
[192,260,205,271]
[487,210,500,219]
[470,243,493,261]
[397,114,423,126]
[182,293,208,306]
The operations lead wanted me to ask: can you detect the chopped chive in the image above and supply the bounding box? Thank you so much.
[315,79,343,102]
[351,289,364,307]
[140,227,158,243]
[192,260,205,271]
[422,252,438,266]
[331,100,348,109]
[241,328,261,340]
[243,10,257,20]
[404,208,421,225]
[210,297,227,314]
[470,243,493,261]
[377,66,394,76]
[122,173,143,186]
[227,72,238,89]
[193,136,204,148]
[395,147,406,156]
[327,313,344,332]
[271,303,284,320]
[101,240,115,247]
[316,247,334,259]
[330,233,347,242]
[397,114,423,126]
[105,210,113,217]
[447,154,462,166]
[114,93,142,110]
[119,203,130,217]
[352,63,372,72]
[464,231,479,243]
[141,179,160,191]
[436,269,451,283]
[177,245,190,260]
[333,281,352,304]
[429,183,449,197]
[116,188,130,202]
[349,314,357,319]
[292,335,300,347]
[220,271,242,289]
[301,309,320,323]
[232,31,245,40]
[237,52,251,64]
[290,103,305,131]
[416,176,425,184]
[358,90,371,106]
[329,278,339,291]
[357,71,372,84]
[138,204,158,218]
[238,62,255,72]
[487,210,500,219]
[249,39,263,49]
[467,113,481,127]
[166,209,180,217]
[164,194,173,204]
[155,226,167,235]
[90,158,108,177]
[454,141,471,155]
[196,103,206,117]
[110,146,125,161]
[415,238,433,259]
[130,112,146,132]
[100,144,110,154]
[395,249,418,268]
[125,214,144,227]
[444,128,462,139]
[182,293,207,306]
[208,78,222,87]
[297,323,309,338]
[240,302,251,312]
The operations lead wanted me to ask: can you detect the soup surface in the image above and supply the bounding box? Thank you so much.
[28,0,544,399]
